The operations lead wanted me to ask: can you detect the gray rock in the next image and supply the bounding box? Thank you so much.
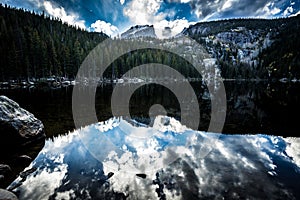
[121,25,157,39]
[0,189,18,200]
[15,155,32,165]
[0,96,45,149]
[18,155,32,161]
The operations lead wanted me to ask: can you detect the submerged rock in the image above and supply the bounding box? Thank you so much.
[136,174,147,179]
[0,165,11,175]
[0,95,45,151]
[0,96,45,188]
[14,155,32,166]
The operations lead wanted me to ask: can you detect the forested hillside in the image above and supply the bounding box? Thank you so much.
[0,4,107,81]
[258,17,300,79]
[1,4,299,82]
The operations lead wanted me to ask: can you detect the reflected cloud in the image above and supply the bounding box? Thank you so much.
[9,116,300,199]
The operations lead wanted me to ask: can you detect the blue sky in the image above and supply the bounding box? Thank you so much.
[1,0,300,37]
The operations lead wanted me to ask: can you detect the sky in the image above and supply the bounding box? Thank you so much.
[1,0,300,37]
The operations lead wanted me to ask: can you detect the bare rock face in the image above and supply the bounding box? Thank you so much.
[0,95,45,150]
[121,25,157,39]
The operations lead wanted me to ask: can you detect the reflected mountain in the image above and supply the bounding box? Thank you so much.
[8,116,300,199]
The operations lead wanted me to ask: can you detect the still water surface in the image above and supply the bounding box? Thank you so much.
[1,80,299,138]
[1,81,300,199]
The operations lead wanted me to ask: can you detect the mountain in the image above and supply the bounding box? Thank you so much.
[182,16,300,79]
[121,25,157,39]
[1,4,299,82]
[119,16,300,80]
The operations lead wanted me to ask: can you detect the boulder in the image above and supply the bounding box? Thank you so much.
[14,155,32,166]
[0,96,45,150]
[0,189,18,200]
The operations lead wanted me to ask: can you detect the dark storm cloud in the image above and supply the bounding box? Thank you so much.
[165,0,295,20]
[2,0,128,35]
[190,0,270,19]
[42,0,126,26]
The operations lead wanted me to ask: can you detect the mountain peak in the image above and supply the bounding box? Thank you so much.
[121,24,157,39]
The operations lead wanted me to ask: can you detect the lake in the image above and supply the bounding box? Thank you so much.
[1,80,299,138]
[1,80,300,199]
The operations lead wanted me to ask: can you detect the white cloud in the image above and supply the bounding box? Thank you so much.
[283,6,294,17]
[194,4,203,18]
[120,0,125,5]
[123,0,165,25]
[89,20,119,36]
[270,7,281,15]
[165,0,191,3]
[43,1,86,29]
[17,155,68,200]
[11,116,300,199]
[221,0,236,10]
[154,19,194,38]
[123,0,193,38]
[284,137,300,168]
[256,2,281,18]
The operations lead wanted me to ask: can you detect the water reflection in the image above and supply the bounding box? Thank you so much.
[1,81,299,137]
[8,116,300,199]
[10,129,107,199]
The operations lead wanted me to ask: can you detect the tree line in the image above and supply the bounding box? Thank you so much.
[258,15,300,79]
[0,4,107,81]
[1,4,299,82]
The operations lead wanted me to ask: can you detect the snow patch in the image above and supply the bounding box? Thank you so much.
[284,137,300,168]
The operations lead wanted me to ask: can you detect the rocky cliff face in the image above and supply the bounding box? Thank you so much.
[182,16,300,79]
[121,25,157,39]
[117,17,299,80]
[183,20,275,65]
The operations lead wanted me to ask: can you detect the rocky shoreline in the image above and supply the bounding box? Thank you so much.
[0,96,45,199]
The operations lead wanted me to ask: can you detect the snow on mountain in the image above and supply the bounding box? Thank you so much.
[121,25,157,39]
[182,21,277,69]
